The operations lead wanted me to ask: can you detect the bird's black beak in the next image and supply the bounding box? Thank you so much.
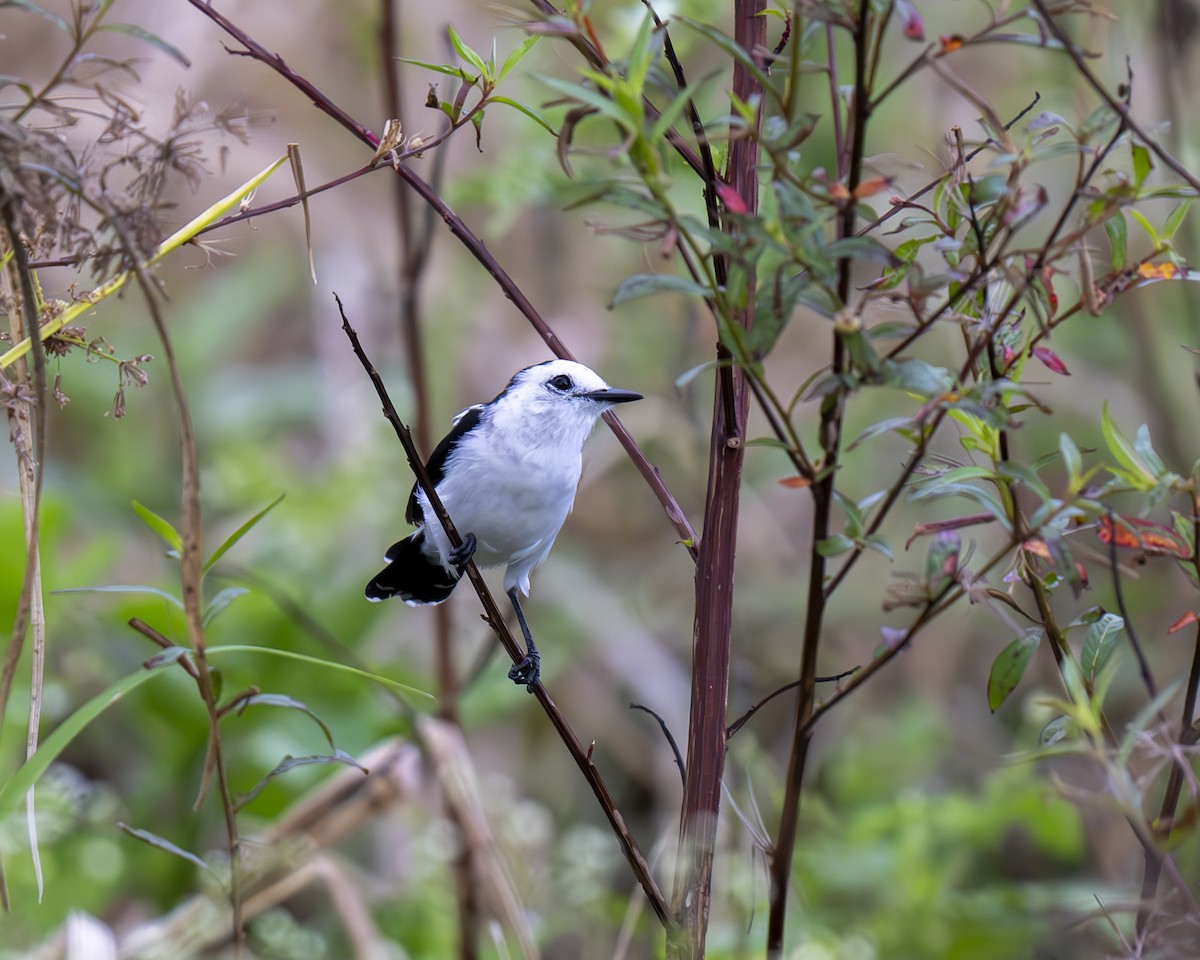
[585,388,642,404]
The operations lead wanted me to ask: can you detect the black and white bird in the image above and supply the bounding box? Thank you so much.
[365,359,642,689]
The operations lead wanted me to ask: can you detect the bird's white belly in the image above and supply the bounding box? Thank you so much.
[421,449,579,571]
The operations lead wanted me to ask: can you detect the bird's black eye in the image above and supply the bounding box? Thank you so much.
[549,374,573,391]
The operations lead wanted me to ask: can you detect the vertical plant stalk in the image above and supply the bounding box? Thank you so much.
[0,210,49,905]
[378,2,476,956]
[111,221,245,945]
[768,2,871,952]
[670,2,764,956]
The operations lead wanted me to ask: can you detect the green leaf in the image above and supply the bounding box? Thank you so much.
[117,823,215,876]
[1162,199,1193,242]
[1129,208,1160,249]
[1103,213,1127,271]
[230,692,335,749]
[676,17,777,108]
[206,646,433,700]
[1132,142,1152,189]
[1059,433,1082,488]
[201,587,249,628]
[498,35,539,81]
[98,22,191,67]
[847,417,917,451]
[448,26,489,79]
[0,664,167,816]
[1101,402,1157,490]
[815,535,856,557]
[203,493,285,575]
[395,56,474,80]
[987,629,1042,712]
[1081,612,1123,684]
[488,96,556,136]
[132,500,182,552]
[610,273,713,307]
[236,750,366,811]
[54,584,183,608]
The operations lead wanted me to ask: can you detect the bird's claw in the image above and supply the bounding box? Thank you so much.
[508,652,540,691]
[449,532,477,569]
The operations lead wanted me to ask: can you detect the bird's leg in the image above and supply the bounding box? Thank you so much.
[505,587,540,691]
[448,532,477,569]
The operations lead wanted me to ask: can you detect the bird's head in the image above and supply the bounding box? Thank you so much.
[494,359,641,446]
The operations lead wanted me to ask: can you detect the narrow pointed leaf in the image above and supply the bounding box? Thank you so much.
[117,823,215,876]
[203,493,285,575]
[132,500,182,552]
[201,587,249,627]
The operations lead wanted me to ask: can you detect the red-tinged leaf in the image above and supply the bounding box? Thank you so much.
[939,34,965,53]
[1041,265,1059,313]
[716,182,748,214]
[1075,562,1090,590]
[853,176,894,200]
[828,182,851,202]
[1168,611,1199,634]
[904,512,995,550]
[1097,515,1190,557]
[895,0,925,40]
[1032,346,1070,375]
[1023,538,1051,559]
[778,476,812,488]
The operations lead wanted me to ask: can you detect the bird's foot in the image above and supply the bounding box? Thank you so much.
[508,651,541,691]
[449,532,477,569]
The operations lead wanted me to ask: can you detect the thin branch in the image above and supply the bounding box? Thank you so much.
[1031,0,1200,196]
[725,667,858,740]
[629,702,685,791]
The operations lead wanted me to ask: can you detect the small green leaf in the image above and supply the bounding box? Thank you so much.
[448,26,489,79]
[1129,208,1160,249]
[132,500,182,552]
[1132,142,1152,190]
[815,535,856,557]
[395,56,473,80]
[1101,401,1156,490]
[117,823,215,876]
[206,646,433,700]
[1103,213,1127,271]
[610,273,713,307]
[498,35,540,81]
[1081,613,1123,684]
[1059,433,1082,488]
[203,493,284,575]
[1162,199,1193,242]
[987,629,1042,712]
[488,96,556,136]
[231,692,335,749]
[201,587,249,628]
[54,584,183,608]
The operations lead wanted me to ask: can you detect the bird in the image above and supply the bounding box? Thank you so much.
[365,359,642,689]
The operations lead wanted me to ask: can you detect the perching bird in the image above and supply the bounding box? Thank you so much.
[365,359,642,689]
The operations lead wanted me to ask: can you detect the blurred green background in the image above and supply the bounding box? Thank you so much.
[2,1,1199,957]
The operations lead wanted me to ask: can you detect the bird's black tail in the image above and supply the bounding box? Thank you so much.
[365,530,459,604]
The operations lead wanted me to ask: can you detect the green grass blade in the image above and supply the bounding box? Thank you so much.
[203,493,285,576]
[0,667,166,815]
[206,646,434,700]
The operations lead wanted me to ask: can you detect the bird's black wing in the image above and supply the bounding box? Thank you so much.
[405,404,485,524]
